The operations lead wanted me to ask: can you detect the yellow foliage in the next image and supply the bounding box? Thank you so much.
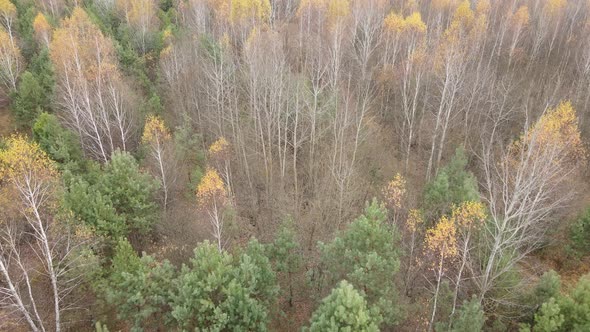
[475,0,490,16]
[384,11,405,33]
[511,6,530,27]
[142,115,171,144]
[327,0,349,22]
[0,0,16,19]
[0,135,57,184]
[230,0,271,25]
[451,201,486,229]
[404,12,427,34]
[50,7,119,82]
[382,173,406,210]
[425,215,458,261]
[510,101,587,165]
[452,0,474,28]
[384,11,426,35]
[209,137,230,156]
[432,0,457,11]
[544,0,567,17]
[407,209,424,233]
[0,27,22,88]
[196,168,228,207]
[33,13,51,43]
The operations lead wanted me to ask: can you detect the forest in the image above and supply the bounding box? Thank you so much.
[1,0,590,331]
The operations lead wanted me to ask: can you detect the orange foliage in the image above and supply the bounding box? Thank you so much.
[511,5,530,27]
[50,7,118,82]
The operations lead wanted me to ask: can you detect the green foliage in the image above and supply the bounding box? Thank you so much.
[532,270,561,309]
[10,48,54,127]
[33,112,83,167]
[531,274,590,332]
[104,238,176,331]
[269,217,302,274]
[170,240,278,331]
[570,207,590,253]
[449,296,485,332]
[14,0,36,59]
[95,321,109,332]
[534,298,564,332]
[11,72,42,126]
[306,280,382,332]
[102,239,279,331]
[423,147,479,220]
[65,151,159,239]
[268,217,302,306]
[318,199,401,326]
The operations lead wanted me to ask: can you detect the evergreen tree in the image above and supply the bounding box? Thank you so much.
[104,238,175,331]
[319,199,401,326]
[33,112,82,166]
[449,296,485,332]
[11,71,43,126]
[423,147,479,220]
[530,274,590,331]
[170,240,278,331]
[268,217,302,307]
[65,151,159,239]
[307,280,382,332]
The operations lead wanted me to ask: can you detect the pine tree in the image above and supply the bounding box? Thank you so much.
[307,280,382,332]
[319,199,401,326]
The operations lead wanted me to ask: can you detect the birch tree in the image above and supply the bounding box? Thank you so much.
[477,101,587,305]
[0,135,92,331]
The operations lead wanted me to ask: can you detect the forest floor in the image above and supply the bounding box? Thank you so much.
[0,105,14,136]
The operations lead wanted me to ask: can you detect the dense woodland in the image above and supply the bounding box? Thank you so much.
[2,0,590,331]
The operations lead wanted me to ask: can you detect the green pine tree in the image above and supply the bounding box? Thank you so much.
[318,199,401,326]
[307,280,382,332]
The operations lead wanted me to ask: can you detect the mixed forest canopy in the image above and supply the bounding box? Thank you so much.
[2,0,590,330]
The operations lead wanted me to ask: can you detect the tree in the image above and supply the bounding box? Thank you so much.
[32,12,51,47]
[65,151,159,239]
[306,280,382,332]
[318,199,401,326]
[529,274,590,332]
[10,71,43,126]
[448,296,485,332]
[0,135,93,332]
[142,115,176,208]
[170,240,278,331]
[50,7,137,162]
[0,27,22,91]
[115,0,159,53]
[425,214,459,331]
[103,238,176,331]
[382,173,406,224]
[450,201,486,320]
[0,0,16,40]
[268,217,302,307]
[478,101,587,303]
[196,168,230,252]
[423,147,479,220]
[33,112,83,167]
[570,207,590,254]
